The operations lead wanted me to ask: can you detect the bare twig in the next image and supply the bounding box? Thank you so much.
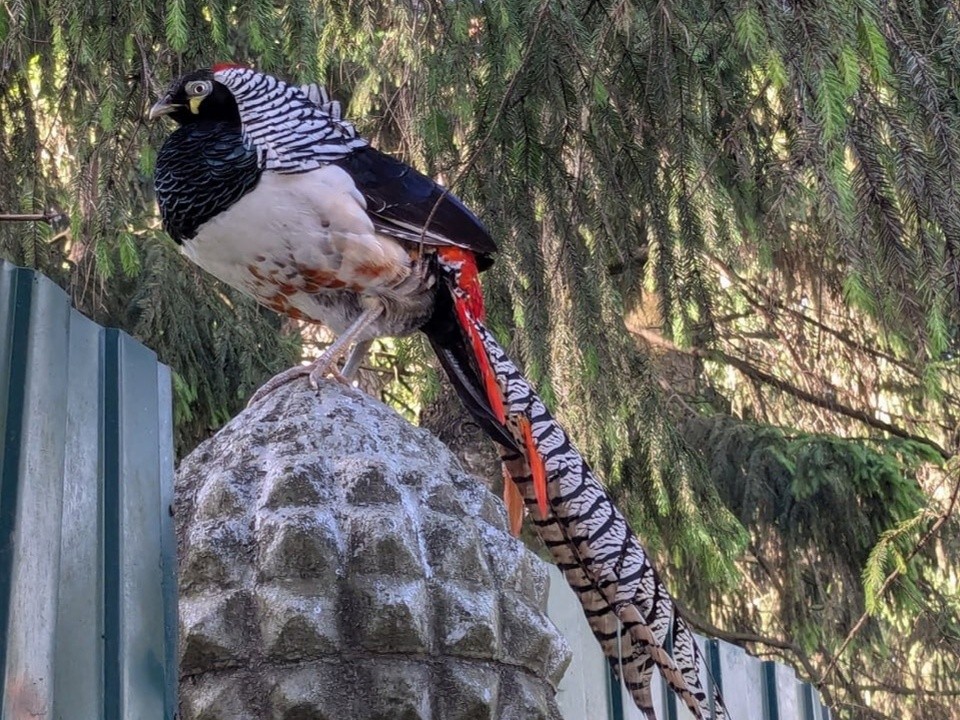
[632,326,952,459]
[678,601,834,708]
[0,212,62,223]
[706,252,953,395]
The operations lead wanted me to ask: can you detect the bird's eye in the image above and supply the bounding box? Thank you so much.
[186,80,212,96]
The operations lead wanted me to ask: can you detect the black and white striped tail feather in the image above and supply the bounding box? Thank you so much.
[500,449,660,719]
[503,449,684,720]
[475,322,727,720]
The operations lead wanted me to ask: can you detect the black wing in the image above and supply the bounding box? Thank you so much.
[333,146,497,267]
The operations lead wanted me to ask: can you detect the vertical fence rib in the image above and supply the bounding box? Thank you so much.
[0,268,32,712]
[103,329,123,720]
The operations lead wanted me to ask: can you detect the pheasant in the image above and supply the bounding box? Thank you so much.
[150,65,728,720]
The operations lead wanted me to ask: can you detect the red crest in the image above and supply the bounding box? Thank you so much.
[212,62,246,73]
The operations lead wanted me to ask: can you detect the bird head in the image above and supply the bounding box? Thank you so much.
[148,68,240,125]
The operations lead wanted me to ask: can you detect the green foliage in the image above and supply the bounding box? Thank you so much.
[683,414,937,642]
[863,510,928,614]
[734,6,766,60]
[165,0,189,51]
[857,15,891,85]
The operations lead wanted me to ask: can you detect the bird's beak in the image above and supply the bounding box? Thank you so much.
[148,96,179,120]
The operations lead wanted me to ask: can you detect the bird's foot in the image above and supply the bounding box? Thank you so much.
[247,354,348,408]
[247,364,313,408]
[247,307,382,407]
[307,361,350,389]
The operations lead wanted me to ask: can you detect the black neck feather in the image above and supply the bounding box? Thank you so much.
[154,121,261,243]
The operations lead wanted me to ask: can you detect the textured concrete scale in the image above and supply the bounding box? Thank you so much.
[175,382,570,720]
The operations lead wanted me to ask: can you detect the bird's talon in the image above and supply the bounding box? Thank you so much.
[306,366,324,390]
[247,365,312,408]
[329,368,351,385]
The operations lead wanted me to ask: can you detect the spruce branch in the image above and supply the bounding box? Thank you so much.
[633,326,951,460]
[419,0,552,242]
[819,463,960,687]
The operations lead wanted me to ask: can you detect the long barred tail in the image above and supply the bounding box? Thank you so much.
[480,323,726,720]
[423,254,728,720]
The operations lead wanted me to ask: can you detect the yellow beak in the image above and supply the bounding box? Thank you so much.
[148,97,180,121]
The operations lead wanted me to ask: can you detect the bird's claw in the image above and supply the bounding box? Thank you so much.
[248,356,353,408]
[308,364,350,389]
[247,364,312,408]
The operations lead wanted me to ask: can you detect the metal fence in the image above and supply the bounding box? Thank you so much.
[0,262,177,720]
[547,565,833,720]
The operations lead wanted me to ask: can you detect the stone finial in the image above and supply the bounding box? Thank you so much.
[176,381,571,719]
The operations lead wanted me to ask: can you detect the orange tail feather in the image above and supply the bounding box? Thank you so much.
[518,415,549,517]
[502,469,526,536]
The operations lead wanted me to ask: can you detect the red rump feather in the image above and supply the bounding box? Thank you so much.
[439,247,485,320]
[438,247,549,518]
[438,247,505,424]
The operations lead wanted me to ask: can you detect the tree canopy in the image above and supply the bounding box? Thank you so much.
[1,0,958,716]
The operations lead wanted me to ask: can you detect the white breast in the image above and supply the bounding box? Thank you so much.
[181,166,415,323]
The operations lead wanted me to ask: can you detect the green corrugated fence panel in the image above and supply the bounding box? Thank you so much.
[0,263,71,720]
[712,637,764,718]
[769,661,801,720]
[158,362,177,717]
[801,682,830,720]
[547,559,832,720]
[54,309,105,719]
[107,328,171,719]
[0,262,177,720]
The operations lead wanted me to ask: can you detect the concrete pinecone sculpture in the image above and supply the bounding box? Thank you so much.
[176,381,571,719]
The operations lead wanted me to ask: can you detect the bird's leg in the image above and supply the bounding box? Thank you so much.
[340,339,373,380]
[305,304,383,387]
[247,303,384,407]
